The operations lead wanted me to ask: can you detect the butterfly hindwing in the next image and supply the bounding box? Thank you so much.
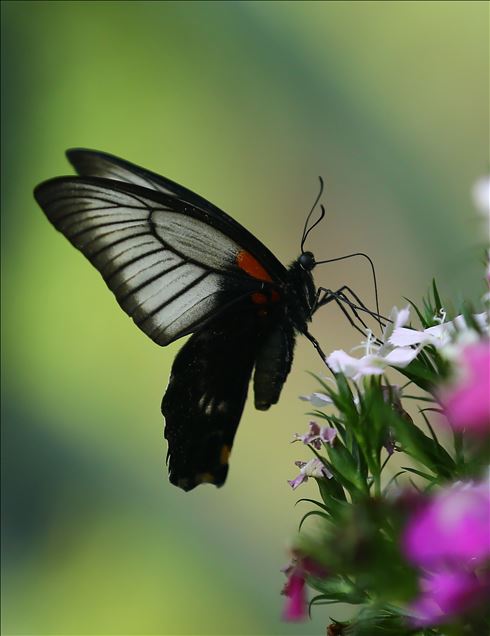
[162,307,263,491]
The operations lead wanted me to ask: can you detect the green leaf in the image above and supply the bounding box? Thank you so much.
[298,509,330,531]
[316,476,347,509]
[306,371,334,395]
[400,466,438,482]
[397,358,437,392]
[326,443,369,496]
[404,296,429,328]
[308,595,338,617]
[309,575,367,604]
[295,497,330,512]
[390,409,456,479]
[432,279,443,313]
[418,410,441,446]
[348,605,428,635]
[383,470,407,494]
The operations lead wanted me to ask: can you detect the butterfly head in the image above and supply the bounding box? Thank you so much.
[298,250,316,271]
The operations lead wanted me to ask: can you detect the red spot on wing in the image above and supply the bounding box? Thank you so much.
[251,292,268,304]
[236,250,273,282]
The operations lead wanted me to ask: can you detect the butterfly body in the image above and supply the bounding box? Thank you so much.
[34,150,321,491]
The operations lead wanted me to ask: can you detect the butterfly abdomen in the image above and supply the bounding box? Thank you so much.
[253,322,296,410]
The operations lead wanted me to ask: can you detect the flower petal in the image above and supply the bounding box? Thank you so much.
[403,478,490,567]
[282,572,307,621]
[389,328,429,347]
[409,569,488,626]
[299,392,333,407]
[288,474,307,490]
[439,341,490,434]
[326,350,361,376]
[320,426,337,445]
[384,347,419,367]
[472,175,490,216]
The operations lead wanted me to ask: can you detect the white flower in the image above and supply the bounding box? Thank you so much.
[288,458,332,489]
[326,307,419,382]
[299,392,333,407]
[472,176,490,217]
[382,305,411,341]
[327,347,418,382]
[389,312,489,357]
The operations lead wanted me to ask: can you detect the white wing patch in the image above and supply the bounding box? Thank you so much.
[152,211,241,271]
[36,180,254,345]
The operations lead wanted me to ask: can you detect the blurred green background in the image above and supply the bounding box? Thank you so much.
[1,1,488,634]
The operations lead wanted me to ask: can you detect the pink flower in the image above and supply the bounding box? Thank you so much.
[403,479,490,568]
[403,479,490,625]
[282,571,307,621]
[438,341,490,436]
[292,421,337,449]
[282,554,327,621]
[409,569,489,626]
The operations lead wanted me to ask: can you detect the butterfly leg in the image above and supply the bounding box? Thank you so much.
[314,286,390,346]
[334,285,387,330]
[305,285,390,369]
[303,329,327,362]
[315,285,388,326]
[314,287,371,337]
[305,292,367,369]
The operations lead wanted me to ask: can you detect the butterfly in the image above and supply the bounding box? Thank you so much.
[34,149,370,491]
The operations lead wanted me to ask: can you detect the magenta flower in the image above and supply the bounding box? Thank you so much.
[282,570,307,621]
[282,554,327,621]
[403,478,490,625]
[408,569,489,626]
[403,479,490,568]
[438,341,490,435]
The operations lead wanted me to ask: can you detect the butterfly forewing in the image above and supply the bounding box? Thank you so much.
[35,177,283,346]
[67,148,288,283]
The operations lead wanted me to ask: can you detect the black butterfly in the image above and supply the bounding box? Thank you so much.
[34,150,375,491]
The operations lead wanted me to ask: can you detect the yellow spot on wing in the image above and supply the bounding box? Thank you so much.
[197,472,215,484]
[220,445,231,465]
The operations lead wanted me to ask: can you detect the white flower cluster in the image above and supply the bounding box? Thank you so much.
[323,307,488,383]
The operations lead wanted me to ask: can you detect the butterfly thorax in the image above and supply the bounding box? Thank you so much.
[284,257,317,334]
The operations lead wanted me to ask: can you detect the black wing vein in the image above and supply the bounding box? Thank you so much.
[117,260,187,304]
[106,247,167,283]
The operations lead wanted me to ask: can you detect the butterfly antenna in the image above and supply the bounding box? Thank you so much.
[303,204,326,252]
[301,177,325,253]
[315,252,382,330]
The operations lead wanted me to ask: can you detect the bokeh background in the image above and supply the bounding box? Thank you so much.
[1,1,488,634]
